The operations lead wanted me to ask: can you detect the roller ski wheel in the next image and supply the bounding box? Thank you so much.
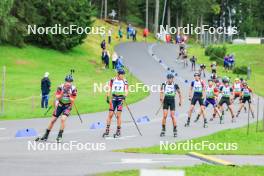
[160,131,165,137]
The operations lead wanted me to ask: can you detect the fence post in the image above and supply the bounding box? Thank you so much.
[1,66,6,114]
[247,65,251,80]
[31,96,35,112]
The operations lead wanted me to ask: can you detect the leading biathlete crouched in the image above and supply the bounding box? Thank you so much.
[160,73,182,137]
[103,69,128,138]
[37,75,77,143]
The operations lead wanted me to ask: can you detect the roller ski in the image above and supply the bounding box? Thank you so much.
[56,130,63,143]
[102,131,110,138]
[35,129,50,142]
[231,117,236,123]
[184,118,190,127]
[113,130,121,138]
[194,115,200,123]
[113,126,121,138]
[203,119,208,128]
[160,130,165,137]
[173,127,177,137]
[220,116,224,124]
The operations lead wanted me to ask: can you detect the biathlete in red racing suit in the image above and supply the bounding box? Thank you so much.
[37,75,77,142]
[103,69,128,138]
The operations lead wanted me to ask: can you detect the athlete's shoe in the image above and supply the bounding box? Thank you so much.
[173,129,177,137]
[102,131,110,138]
[220,116,224,124]
[56,137,62,143]
[160,130,165,137]
[236,111,240,118]
[244,107,247,113]
[194,116,199,123]
[185,119,190,127]
[209,117,214,121]
[231,117,236,123]
[36,130,49,141]
[203,119,208,128]
[113,130,121,138]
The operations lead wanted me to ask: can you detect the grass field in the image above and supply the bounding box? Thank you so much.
[119,121,264,155]
[97,164,264,176]
[0,19,155,120]
[188,44,264,96]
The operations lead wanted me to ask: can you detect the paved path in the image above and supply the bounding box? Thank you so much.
[0,42,263,176]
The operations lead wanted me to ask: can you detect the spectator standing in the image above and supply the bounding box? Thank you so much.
[190,56,197,71]
[112,52,118,69]
[115,56,124,71]
[104,51,110,69]
[118,27,123,41]
[41,72,51,109]
[101,39,106,50]
[224,55,229,70]
[102,49,107,64]
[108,28,112,44]
[132,29,137,41]
[126,24,131,39]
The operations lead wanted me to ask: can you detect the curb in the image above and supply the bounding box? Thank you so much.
[188,152,237,166]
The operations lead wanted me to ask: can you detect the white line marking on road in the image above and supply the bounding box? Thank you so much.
[105,135,137,140]
[105,157,197,165]
[0,128,6,130]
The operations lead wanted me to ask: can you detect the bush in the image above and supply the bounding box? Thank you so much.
[205,45,213,56]
[209,55,223,65]
[205,45,226,58]
[233,66,248,75]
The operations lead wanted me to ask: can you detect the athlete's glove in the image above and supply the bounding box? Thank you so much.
[106,96,110,104]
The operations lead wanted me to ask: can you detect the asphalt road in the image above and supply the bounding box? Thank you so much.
[0,42,263,176]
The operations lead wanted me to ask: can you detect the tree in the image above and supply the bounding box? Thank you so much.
[0,0,25,47]
[154,0,159,34]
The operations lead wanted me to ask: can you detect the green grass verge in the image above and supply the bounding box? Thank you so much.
[96,164,264,176]
[118,121,264,155]
[188,44,264,96]
[0,19,155,120]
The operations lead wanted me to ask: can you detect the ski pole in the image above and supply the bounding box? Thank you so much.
[155,102,163,116]
[256,96,259,132]
[124,100,142,136]
[73,103,83,124]
[44,105,52,116]
[247,103,250,135]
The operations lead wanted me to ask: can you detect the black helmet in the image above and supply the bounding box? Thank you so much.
[117,69,125,75]
[65,75,73,82]
[208,79,213,82]
[194,72,200,77]
[167,73,174,79]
